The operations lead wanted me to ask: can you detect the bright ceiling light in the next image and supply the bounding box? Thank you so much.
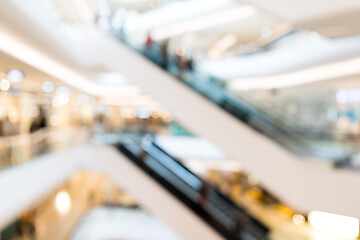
[7,69,24,82]
[308,211,359,239]
[55,191,71,214]
[42,81,55,93]
[151,6,257,40]
[0,79,11,91]
[54,94,70,107]
[336,89,360,103]
[259,26,272,38]
[292,214,305,226]
[136,108,152,119]
[229,57,360,91]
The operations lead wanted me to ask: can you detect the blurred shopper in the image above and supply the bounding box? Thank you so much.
[0,116,18,167]
[144,32,154,59]
[93,115,103,134]
[2,116,19,136]
[186,57,194,72]
[198,184,209,206]
[233,211,247,235]
[38,108,47,129]
[161,39,170,69]
[145,32,154,49]
[30,107,47,133]
[175,55,186,79]
[138,118,148,135]
[16,212,36,240]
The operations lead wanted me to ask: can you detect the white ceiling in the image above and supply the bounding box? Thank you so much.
[0,0,169,110]
[243,0,360,38]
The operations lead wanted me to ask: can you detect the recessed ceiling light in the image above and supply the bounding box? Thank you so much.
[0,79,11,91]
[42,81,55,93]
[259,26,272,38]
[7,69,24,83]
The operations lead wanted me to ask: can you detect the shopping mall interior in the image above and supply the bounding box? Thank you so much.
[0,0,360,239]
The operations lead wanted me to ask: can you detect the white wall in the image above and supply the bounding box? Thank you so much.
[243,0,360,38]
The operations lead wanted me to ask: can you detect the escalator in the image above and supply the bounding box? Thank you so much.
[115,134,269,240]
[123,39,357,162]
[92,35,360,218]
[182,74,356,161]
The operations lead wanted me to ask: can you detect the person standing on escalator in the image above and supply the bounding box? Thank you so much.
[160,39,170,69]
[198,184,209,206]
[145,32,154,59]
[233,211,247,236]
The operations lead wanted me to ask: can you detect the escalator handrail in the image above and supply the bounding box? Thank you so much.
[116,142,245,240]
[148,140,269,234]
[151,140,247,211]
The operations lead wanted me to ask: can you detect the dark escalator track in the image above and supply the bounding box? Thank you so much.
[114,135,269,240]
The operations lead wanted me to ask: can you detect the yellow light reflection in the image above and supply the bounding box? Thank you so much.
[0,79,11,91]
[55,191,71,214]
[292,214,305,226]
[53,94,70,107]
